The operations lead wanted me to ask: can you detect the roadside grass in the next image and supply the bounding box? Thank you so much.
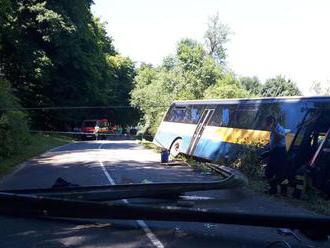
[139,139,162,153]
[178,154,215,173]
[140,140,330,215]
[0,133,72,177]
[248,177,330,215]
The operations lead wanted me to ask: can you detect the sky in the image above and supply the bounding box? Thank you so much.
[92,0,330,94]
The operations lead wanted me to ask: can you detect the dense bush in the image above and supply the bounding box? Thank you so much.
[231,144,264,177]
[0,80,29,159]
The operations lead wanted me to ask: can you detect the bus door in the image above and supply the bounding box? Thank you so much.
[288,109,330,195]
[287,109,322,171]
[187,108,215,156]
[308,128,330,195]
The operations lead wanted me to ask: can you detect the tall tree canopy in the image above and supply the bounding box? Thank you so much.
[131,39,247,134]
[204,13,230,65]
[0,79,29,159]
[260,76,302,97]
[130,13,305,135]
[240,76,262,97]
[0,0,136,129]
[204,73,249,99]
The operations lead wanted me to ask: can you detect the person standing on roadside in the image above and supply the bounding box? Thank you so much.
[263,115,288,195]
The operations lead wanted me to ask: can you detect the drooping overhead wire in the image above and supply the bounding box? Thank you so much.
[0,105,170,111]
[0,105,138,111]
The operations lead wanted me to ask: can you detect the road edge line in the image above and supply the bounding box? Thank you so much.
[0,142,74,185]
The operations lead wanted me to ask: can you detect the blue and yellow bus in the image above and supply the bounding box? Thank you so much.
[154,96,329,160]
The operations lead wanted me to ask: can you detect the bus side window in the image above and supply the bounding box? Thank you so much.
[209,106,223,127]
[210,106,230,127]
[183,106,191,123]
[255,102,284,129]
[184,105,204,124]
[170,107,186,122]
[191,106,203,124]
[223,108,230,126]
[232,106,258,129]
[164,105,175,121]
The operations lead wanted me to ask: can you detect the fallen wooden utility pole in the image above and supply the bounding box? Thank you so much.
[0,165,329,241]
[2,166,247,201]
[0,192,329,240]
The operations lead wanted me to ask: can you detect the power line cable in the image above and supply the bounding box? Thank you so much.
[0,105,140,111]
[0,105,170,111]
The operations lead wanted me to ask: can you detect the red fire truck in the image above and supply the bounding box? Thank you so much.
[80,118,112,140]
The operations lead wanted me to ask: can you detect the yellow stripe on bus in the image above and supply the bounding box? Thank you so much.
[214,127,270,145]
[214,127,295,150]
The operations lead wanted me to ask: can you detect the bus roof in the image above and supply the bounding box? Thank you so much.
[172,95,330,106]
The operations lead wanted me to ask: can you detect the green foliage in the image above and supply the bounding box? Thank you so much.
[0,80,29,159]
[240,76,262,97]
[106,54,135,104]
[131,16,303,135]
[260,76,302,97]
[240,75,302,98]
[231,144,263,177]
[0,0,136,129]
[0,133,71,175]
[131,65,173,134]
[204,73,250,99]
[105,54,140,125]
[131,39,248,134]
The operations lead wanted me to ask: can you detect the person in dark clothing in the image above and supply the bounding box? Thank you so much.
[263,115,288,195]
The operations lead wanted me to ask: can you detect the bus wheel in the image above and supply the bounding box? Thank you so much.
[170,138,182,158]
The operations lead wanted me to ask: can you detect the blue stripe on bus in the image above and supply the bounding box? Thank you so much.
[193,138,242,161]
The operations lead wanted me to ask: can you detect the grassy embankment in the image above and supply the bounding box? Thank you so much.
[248,176,330,215]
[0,133,72,177]
[139,140,330,215]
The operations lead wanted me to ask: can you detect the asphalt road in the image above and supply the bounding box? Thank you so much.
[0,140,328,248]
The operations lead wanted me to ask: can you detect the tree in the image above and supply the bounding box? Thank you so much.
[310,81,330,96]
[131,39,218,134]
[174,39,222,99]
[106,55,140,125]
[177,39,205,71]
[204,13,231,64]
[240,76,262,96]
[260,76,302,97]
[204,73,250,99]
[131,39,247,134]
[0,79,29,159]
[131,65,172,134]
[0,0,77,109]
[0,0,136,129]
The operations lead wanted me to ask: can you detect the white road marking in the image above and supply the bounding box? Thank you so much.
[135,220,165,248]
[97,147,116,185]
[98,143,165,248]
